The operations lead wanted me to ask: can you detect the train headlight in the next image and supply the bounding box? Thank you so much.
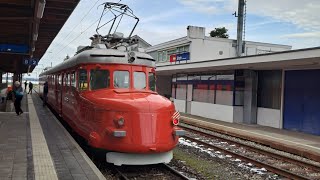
[128,51,136,63]
[173,118,179,125]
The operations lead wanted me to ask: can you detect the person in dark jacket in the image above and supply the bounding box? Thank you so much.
[24,81,27,92]
[28,82,33,94]
[43,81,48,106]
[13,81,24,115]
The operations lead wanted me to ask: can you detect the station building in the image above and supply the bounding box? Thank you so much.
[145,26,320,136]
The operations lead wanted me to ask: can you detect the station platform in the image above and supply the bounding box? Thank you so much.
[0,93,106,180]
[180,113,320,162]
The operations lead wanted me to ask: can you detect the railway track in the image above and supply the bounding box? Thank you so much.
[114,163,189,180]
[179,123,320,180]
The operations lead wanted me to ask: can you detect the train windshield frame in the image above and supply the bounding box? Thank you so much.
[114,71,130,88]
[90,69,110,90]
[133,72,146,90]
[148,72,156,91]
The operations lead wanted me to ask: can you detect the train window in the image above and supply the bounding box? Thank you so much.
[114,71,129,88]
[58,75,62,86]
[78,69,88,91]
[148,72,156,91]
[90,70,110,90]
[71,72,76,88]
[134,72,146,90]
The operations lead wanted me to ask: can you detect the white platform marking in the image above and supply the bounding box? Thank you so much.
[28,95,58,180]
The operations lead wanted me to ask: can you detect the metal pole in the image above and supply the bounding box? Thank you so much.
[236,0,245,57]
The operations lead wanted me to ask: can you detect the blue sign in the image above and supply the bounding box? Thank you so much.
[23,58,38,66]
[0,44,28,54]
[176,52,190,61]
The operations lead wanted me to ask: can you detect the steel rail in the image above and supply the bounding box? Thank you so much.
[184,135,310,180]
[180,123,320,172]
[161,163,190,180]
[115,168,130,180]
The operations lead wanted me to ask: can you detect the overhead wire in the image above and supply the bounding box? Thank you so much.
[53,0,123,62]
[48,0,101,53]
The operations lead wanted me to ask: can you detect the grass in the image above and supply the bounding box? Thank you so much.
[173,147,222,180]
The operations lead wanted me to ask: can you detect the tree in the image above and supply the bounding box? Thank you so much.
[209,27,229,38]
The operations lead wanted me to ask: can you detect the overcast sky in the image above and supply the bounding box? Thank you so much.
[30,0,319,77]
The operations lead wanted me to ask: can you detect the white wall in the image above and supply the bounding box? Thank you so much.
[191,101,234,122]
[233,106,243,123]
[257,108,281,128]
[174,99,186,113]
[190,38,236,62]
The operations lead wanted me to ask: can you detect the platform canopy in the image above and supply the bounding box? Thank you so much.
[0,0,80,74]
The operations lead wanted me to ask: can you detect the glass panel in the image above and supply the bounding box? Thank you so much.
[257,70,282,109]
[176,84,187,100]
[193,84,208,102]
[171,84,176,98]
[148,73,156,91]
[215,74,234,106]
[114,71,130,88]
[67,73,70,86]
[71,72,76,88]
[90,70,110,90]
[134,72,146,90]
[78,69,88,91]
[58,75,61,85]
[184,45,189,52]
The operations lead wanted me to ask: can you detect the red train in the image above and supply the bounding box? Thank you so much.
[38,45,185,165]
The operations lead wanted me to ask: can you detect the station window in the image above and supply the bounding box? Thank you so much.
[134,72,146,90]
[176,84,187,100]
[114,71,130,88]
[257,70,282,109]
[90,69,110,90]
[78,69,88,91]
[148,72,156,91]
[215,74,234,106]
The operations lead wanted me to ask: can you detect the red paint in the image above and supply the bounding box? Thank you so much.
[39,63,183,154]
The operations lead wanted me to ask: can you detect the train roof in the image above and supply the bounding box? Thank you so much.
[40,48,155,76]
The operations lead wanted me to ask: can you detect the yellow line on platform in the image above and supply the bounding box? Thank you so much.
[28,95,58,180]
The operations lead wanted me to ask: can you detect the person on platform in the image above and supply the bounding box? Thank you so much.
[43,81,48,107]
[13,81,24,115]
[28,82,33,94]
[24,81,27,92]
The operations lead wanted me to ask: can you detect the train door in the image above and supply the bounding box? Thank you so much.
[62,72,71,121]
[55,73,63,115]
[78,69,89,131]
[68,71,77,123]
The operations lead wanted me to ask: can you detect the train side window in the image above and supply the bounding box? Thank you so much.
[90,70,110,90]
[71,72,76,90]
[114,71,129,88]
[148,72,156,91]
[65,73,70,91]
[78,69,88,91]
[133,72,146,90]
[58,74,62,86]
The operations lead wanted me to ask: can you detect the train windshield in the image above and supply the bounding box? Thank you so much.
[148,73,156,91]
[90,70,110,90]
[114,71,130,88]
[134,72,146,90]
